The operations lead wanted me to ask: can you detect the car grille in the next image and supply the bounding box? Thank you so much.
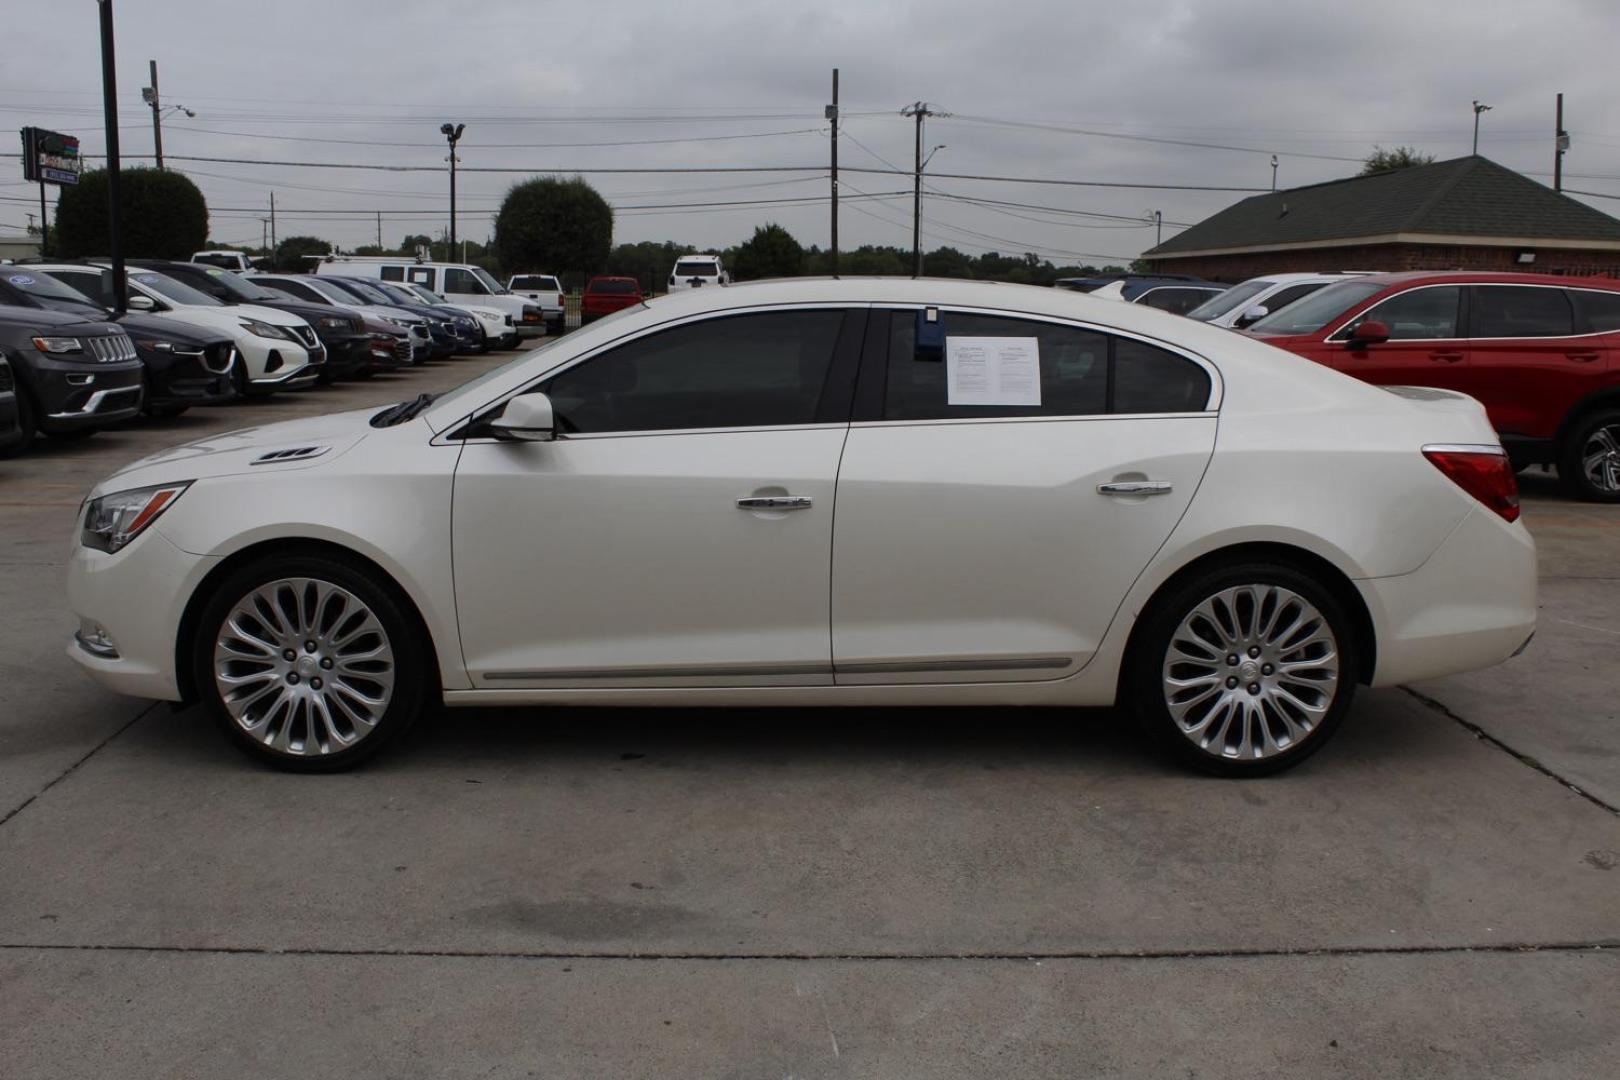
[87,333,138,363]
[0,359,12,393]
[291,325,320,349]
[409,325,430,342]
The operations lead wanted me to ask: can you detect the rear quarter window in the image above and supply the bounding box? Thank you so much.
[1572,289,1620,333]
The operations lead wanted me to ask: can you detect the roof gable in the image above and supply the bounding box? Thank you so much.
[1148,156,1620,256]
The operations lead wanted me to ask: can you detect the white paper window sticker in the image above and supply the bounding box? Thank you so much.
[945,336,1041,407]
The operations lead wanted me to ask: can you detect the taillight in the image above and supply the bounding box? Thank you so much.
[1422,445,1520,522]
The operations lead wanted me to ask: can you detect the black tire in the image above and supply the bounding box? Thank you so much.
[0,388,37,457]
[1126,561,1359,777]
[1557,409,1620,503]
[191,552,434,772]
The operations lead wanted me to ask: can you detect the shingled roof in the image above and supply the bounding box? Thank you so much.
[1147,155,1620,257]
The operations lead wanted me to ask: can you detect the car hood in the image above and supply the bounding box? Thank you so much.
[0,304,126,334]
[92,406,381,494]
[115,311,234,347]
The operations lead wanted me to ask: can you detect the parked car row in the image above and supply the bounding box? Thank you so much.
[0,257,534,457]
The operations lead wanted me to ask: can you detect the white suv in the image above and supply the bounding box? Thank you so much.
[1186,272,1371,329]
[668,255,728,291]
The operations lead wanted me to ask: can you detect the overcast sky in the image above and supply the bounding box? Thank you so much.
[5,0,1619,264]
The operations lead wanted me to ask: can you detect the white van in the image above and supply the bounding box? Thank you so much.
[668,254,729,291]
[192,250,254,272]
[313,257,543,338]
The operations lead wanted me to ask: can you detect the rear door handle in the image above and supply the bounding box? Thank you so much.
[737,496,814,511]
[1098,481,1173,496]
[1565,351,1602,363]
[1429,351,1465,363]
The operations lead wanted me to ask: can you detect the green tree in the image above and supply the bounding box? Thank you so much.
[729,223,804,281]
[606,240,694,294]
[922,246,974,278]
[495,176,612,277]
[1360,145,1434,175]
[53,166,208,259]
[273,235,331,271]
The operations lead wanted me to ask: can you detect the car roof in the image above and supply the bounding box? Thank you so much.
[1347,270,1620,291]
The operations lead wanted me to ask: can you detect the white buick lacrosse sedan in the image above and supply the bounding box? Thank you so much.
[67,279,1535,775]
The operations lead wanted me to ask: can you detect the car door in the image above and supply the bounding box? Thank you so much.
[830,307,1218,684]
[1466,284,1598,439]
[451,306,862,687]
[1324,284,1469,392]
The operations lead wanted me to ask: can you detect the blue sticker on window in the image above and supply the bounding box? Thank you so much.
[5,274,35,286]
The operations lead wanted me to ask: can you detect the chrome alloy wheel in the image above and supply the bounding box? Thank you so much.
[1161,585,1340,761]
[1581,422,1620,493]
[212,577,396,757]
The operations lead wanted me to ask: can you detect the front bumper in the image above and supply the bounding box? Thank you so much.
[67,526,220,701]
[25,356,146,429]
[143,344,236,407]
[317,333,373,378]
[1357,507,1538,687]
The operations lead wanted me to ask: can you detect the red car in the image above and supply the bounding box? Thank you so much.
[1245,271,1620,501]
[581,276,645,322]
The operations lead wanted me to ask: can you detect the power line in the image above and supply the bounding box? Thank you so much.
[161,123,829,150]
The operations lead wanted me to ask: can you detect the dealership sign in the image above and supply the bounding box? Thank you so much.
[20,127,81,186]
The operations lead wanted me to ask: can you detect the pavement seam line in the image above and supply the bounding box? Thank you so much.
[1400,685,1620,818]
[0,703,157,832]
[0,941,1613,963]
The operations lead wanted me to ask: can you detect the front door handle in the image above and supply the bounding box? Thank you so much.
[1098,481,1173,496]
[737,495,814,511]
[1429,351,1465,363]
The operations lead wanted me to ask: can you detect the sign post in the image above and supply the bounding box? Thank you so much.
[19,126,81,254]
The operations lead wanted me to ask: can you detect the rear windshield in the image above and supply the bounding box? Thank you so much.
[589,279,639,295]
[1250,280,1385,335]
[1186,279,1271,321]
[510,276,560,291]
[674,260,719,277]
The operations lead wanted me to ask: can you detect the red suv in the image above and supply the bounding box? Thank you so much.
[581,276,645,322]
[1246,271,1620,501]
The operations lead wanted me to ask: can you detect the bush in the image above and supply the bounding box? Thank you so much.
[729,223,804,281]
[495,177,612,277]
[53,166,209,259]
[273,235,332,272]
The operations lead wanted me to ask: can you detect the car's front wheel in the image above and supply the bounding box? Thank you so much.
[1558,409,1620,503]
[1128,562,1358,776]
[192,553,432,771]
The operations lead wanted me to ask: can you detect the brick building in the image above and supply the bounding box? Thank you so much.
[1143,156,1620,282]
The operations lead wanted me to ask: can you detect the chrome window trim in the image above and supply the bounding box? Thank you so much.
[1321,281,1620,344]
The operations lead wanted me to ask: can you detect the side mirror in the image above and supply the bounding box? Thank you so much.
[1235,304,1269,328]
[1348,320,1391,346]
[126,293,156,312]
[489,392,555,442]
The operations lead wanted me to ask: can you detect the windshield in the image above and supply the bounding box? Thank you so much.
[327,278,393,305]
[1249,280,1385,335]
[1186,279,1271,321]
[472,267,508,294]
[131,271,225,306]
[674,260,719,277]
[193,267,285,303]
[0,269,107,313]
[369,282,420,305]
[406,284,450,303]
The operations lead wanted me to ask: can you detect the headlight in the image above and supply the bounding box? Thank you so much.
[240,318,289,340]
[32,336,83,354]
[317,316,349,330]
[472,309,501,320]
[81,482,191,554]
[383,316,411,328]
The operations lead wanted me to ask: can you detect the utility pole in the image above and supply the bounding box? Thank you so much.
[1554,92,1569,192]
[376,211,383,249]
[827,69,839,276]
[1270,154,1279,191]
[145,60,163,169]
[269,190,276,254]
[441,123,464,252]
[98,0,126,312]
[260,218,268,253]
[1153,209,1163,247]
[901,102,946,277]
[1472,100,1492,156]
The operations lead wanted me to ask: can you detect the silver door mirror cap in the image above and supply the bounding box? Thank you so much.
[126,293,156,312]
[490,392,556,442]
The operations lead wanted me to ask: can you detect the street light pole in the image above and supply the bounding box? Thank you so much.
[441,123,464,254]
[1472,100,1492,156]
[97,0,126,312]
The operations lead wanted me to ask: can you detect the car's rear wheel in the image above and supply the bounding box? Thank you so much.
[1558,409,1620,503]
[192,554,431,771]
[1129,562,1358,776]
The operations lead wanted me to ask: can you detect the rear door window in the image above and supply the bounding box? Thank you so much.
[406,268,436,288]
[380,266,404,281]
[1470,286,1574,338]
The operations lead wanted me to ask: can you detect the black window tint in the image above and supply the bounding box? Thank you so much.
[272,280,324,303]
[1471,286,1573,338]
[380,266,404,281]
[1138,287,1220,315]
[1353,286,1462,339]
[885,311,1108,420]
[1572,289,1620,333]
[43,270,114,307]
[1263,282,1323,312]
[540,310,845,434]
[443,268,475,293]
[1114,338,1212,413]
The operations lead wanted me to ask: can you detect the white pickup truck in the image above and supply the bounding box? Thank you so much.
[507,274,565,333]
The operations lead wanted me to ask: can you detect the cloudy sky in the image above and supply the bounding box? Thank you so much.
[5,0,1619,264]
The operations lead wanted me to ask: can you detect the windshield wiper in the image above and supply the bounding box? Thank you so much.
[370,393,437,428]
